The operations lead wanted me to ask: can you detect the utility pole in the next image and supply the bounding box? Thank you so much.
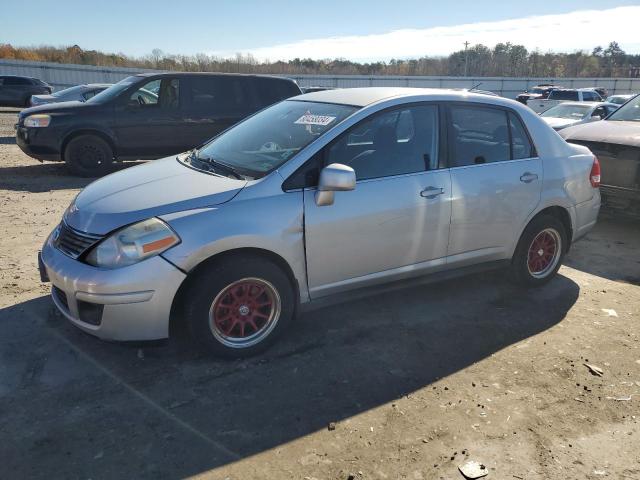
[464,41,470,77]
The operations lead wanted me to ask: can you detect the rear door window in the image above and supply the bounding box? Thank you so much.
[449,106,510,166]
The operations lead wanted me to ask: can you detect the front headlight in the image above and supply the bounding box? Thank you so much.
[85,218,180,269]
[24,114,51,128]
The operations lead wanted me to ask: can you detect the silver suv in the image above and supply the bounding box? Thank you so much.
[40,88,601,357]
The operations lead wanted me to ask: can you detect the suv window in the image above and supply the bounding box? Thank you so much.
[253,78,300,107]
[187,76,249,113]
[549,90,579,101]
[449,106,510,166]
[3,77,31,86]
[327,105,439,180]
[128,78,179,108]
[582,91,599,101]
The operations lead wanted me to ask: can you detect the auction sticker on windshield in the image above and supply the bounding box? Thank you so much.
[294,114,337,126]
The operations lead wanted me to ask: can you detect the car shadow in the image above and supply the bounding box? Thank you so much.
[564,214,640,286]
[0,270,579,479]
[0,161,146,193]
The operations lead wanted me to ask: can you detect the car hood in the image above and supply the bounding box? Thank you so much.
[31,94,56,102]
[64,157,247,235]
[559,120,640,146]
[542,117,580,129]
[19,100,89,119]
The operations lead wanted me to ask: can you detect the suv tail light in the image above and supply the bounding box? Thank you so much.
[590,156,601,188]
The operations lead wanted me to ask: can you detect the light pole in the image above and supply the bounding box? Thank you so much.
[464,41,470,77]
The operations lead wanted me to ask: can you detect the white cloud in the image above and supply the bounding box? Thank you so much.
[213,6,640,62]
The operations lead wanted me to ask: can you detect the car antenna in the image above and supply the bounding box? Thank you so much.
[469,82,483,91]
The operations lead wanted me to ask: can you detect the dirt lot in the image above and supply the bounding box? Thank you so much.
[1,107,639,480]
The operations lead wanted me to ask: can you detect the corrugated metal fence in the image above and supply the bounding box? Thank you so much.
[2,59,640,99]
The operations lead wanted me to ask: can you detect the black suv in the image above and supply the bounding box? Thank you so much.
[0,75,52,107]
[16,73,302,176]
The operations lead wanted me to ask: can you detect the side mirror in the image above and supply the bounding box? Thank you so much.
[315,163,356,206]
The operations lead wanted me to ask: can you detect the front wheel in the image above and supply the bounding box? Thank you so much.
[183,256,295,358]
[64,135,115,177]
[511,215,567,286]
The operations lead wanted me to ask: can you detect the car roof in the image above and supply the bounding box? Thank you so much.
[132,72,297,83]
[293,87,509,107]
[84,83,112,88]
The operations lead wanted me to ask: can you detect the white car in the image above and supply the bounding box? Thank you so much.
[605,94,635,105]
[540,102,619,130]
[527,88,603,114]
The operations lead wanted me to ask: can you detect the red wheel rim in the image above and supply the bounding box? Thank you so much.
[209,278,280,347]
[527,229,560,277]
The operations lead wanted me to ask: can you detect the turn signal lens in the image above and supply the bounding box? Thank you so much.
[590,156,601,188]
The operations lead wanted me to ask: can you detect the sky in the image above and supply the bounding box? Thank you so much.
[3,0,640,61]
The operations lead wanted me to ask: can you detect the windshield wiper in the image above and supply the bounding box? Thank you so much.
[195,152,245,180]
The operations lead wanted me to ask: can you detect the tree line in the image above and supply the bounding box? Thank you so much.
[0,41,638,77]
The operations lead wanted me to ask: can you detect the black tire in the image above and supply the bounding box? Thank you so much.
[183,255,296,358]
[23,96,32,107]
[64,135,115,177]
[511,214,567,287]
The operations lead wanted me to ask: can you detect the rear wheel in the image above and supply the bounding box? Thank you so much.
[64,135,115,177]
[184,256,295,358]
[511,215,567,286]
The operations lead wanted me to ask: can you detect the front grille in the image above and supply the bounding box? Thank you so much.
[54,222,103,259]
[52,285,69,311]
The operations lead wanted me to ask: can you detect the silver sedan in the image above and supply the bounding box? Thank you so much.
[40,88,601,357]
[30,83,111,106]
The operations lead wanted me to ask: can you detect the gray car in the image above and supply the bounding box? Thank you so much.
[40,88,601,357]
[30,83,112,107]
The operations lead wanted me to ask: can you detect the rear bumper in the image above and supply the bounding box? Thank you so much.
[573,191,601,242]
[41,231,186,341]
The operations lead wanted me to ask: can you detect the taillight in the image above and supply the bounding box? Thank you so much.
[590,156,601,188]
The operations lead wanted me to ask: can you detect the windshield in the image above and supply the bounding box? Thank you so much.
[541,104,590,119]
[607,95,640,122]
[51,85,84,98]
[86,76,138,104]
[193,100,358,177]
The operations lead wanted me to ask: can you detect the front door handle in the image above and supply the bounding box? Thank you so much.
[420,186,444,199]
[520,172,539,183]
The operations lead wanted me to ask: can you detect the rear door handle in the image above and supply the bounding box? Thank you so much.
[420,186,444,199]
[520,172,539,183]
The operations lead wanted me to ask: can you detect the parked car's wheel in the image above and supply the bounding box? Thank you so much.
[511,215,567,286]
[64,135,115,177]
[184,255,295,358]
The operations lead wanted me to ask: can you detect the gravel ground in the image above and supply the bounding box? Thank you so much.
[0,108,639,480]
